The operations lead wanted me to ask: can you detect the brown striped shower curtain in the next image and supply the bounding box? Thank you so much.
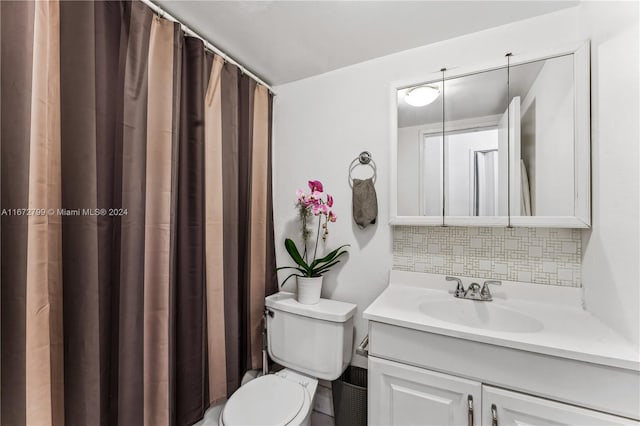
[0,1,277,425]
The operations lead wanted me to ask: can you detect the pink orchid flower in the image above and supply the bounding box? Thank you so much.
[306,190,322,206]
[328,211,337,222]
[313,203,329,216]
[308,180,324,193]
[326,194,334,207]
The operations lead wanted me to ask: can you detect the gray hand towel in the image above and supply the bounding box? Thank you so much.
[352,178,378,229]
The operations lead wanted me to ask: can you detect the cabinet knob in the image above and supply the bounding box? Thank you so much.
[491,403,498,426]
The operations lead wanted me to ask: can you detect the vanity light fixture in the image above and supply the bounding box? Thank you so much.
[404,85,440,107]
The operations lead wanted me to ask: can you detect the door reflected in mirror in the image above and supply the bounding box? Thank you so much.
[444,67,509,218]
[444,129,504,217]
[473,148,499,216]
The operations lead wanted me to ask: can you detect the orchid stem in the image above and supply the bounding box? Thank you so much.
[302,210,311,263]
[312,215,321,267]
[302,214,308,262]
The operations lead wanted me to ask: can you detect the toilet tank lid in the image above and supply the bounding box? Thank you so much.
[266,292,356,323]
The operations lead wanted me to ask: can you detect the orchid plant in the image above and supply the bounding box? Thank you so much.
[277,180,348,286]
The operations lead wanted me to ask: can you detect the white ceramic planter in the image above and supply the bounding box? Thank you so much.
[297,276,323,304]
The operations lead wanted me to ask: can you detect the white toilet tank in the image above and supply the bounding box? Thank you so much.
[265,292,357,381]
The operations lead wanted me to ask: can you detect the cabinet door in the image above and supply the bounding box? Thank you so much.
[482,385,638,426]
[369,356,481,426]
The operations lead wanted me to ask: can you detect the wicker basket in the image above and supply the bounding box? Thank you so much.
[332,366,368,426]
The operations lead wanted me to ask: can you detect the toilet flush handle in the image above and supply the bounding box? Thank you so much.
[356,334,369,357]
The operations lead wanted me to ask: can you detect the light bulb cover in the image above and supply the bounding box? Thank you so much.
[405,85,440,107]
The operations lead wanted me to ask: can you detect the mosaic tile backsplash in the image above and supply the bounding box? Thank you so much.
[393,227,582,287]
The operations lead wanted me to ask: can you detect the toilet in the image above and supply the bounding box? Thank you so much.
[219,292,357,426]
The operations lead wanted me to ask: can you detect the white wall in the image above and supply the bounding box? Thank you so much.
[579,2,640,346]
[273,2,640,368]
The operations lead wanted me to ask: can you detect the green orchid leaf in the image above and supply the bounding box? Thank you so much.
[312,260,341,275]
[313,249,348,268]
[284,238,310,273]
[281,273,301,287]
[276,266,308,274]
[310,244,349,269]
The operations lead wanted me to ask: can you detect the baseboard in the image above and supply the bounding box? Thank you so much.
[314,382,334,417]
[318,379,332,388]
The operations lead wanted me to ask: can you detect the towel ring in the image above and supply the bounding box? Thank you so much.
[348,151,377,188]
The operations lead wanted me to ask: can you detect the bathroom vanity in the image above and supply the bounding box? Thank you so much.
[363,271,640,425]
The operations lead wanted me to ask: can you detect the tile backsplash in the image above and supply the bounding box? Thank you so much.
[393,227,582,287]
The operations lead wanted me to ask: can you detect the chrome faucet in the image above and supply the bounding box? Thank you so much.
[446,277,501,301]
[464,282,482,300]
[480,280,502,301]
[446,276,465,298]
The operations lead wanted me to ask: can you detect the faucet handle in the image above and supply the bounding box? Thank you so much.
[465,282,482,299]
[481,280,502,301]
[446,276,465,298]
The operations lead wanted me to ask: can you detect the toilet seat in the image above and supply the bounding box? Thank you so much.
[222,374,306,426]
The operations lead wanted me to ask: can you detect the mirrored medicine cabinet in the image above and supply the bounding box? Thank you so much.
[390,42,590,228]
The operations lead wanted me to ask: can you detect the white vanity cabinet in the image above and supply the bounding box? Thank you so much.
[369,356,481,426]
[364,272,640,426]
[369,355,638,426]
[482,386,636,426]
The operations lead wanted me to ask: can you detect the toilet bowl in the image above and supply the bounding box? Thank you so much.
[218,369,318,426]
[218,292,356,426]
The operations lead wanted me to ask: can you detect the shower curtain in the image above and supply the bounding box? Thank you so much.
[0,1,277,425]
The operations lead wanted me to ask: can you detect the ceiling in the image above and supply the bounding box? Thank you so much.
[397,52,575,128]
[398,59,551,128]
[154,1,578,86]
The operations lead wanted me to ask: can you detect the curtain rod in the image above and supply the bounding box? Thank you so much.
[139,0,276,95]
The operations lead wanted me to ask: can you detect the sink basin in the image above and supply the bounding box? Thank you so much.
[418,300,544,333]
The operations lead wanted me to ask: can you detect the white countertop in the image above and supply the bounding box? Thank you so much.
[363,270,640,371]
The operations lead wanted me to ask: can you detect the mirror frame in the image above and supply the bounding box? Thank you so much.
[389,41,591,228]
